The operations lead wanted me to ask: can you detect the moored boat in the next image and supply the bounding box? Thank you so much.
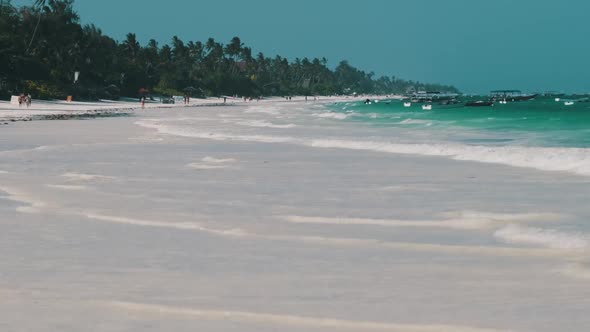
[490,90,537,102]
[465,101,494,107]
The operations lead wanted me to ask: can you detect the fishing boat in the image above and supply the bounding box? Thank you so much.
[407,91,459,103]
[403,102,412,107]
[490,90,537,102]
[422,104,432,111]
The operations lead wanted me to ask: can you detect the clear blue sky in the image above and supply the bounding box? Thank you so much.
[12,0,590,93]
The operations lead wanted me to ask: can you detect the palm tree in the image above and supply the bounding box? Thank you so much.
[122,33,140,62]
[25,0,47,54]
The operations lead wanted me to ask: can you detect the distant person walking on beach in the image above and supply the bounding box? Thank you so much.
[18,94,24,107]
[26,94,31,107]
[141,96,145,109]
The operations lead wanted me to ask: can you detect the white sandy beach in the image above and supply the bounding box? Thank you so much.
[0,95,371,122]
[0,97,232,122]
[1,99,589,331]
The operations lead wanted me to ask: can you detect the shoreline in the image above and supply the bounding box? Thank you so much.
[0,95,397,124]
[0,98,230,124]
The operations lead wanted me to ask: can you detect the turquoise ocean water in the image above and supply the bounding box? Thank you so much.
[330,98,590,148]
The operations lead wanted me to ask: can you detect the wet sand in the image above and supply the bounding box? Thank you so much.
[1,103,589,331]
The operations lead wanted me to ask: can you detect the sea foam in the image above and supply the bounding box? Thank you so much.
[135,121,590,177]
[283,215,495,230]
[46,184,88,191]
[0,186,48,214]
[282,211,564,231]
[494,224,589,249]
[307,139,590,177]
[187,156,237,170]
[236,120,296,129]
[135,120,293,143]
[84,213,249,237]
[312,112,350,120]
[399,118,433,126]
[62,172,115,181]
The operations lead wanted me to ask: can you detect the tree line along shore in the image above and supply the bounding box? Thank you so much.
[0,0,460,101]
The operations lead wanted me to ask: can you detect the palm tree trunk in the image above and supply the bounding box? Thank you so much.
[25,0,46,55]
[25,11,41,55]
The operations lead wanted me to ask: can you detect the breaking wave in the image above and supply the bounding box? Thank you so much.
[135,120,590,177]
[494,224,589,249]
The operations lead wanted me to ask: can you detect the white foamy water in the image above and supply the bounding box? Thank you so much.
[83,213,249,237]
[440,211,566,222]
[136,119,590,177]
[201,156,236,163]
[494,224,589,249]
[0,185,48,214]
[186,163,229,170]
[284,215,496,230]
[46,184,89,191]
[399,118,433,126]
[135,120,294,143]
[236,120,297,129]
[307,139,590,177]
[312,112,350,120]
[283,211,566,231]
[187,156,237,170]
[62,172,115,181]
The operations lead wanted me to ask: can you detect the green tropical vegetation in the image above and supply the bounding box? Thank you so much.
[0,0,460,100]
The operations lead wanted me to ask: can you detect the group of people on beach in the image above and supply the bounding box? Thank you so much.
[19,94,32,107]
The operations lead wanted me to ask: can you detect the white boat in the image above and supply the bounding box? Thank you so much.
[403,102,411,107]
[422,104,432,111]
[564,101,574,106]
[555,98,561,102]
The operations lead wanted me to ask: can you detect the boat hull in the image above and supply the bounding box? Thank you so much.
[465,101,494,107]
[491,94,538,102]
